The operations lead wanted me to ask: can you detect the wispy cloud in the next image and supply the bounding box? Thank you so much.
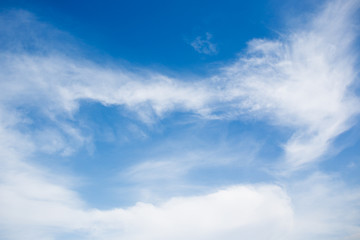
[219,0,360,169]
[2,0,358,169]
[0,0,359,239]
[190,32,218,55]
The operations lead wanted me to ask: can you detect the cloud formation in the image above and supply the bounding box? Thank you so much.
[1,0,358,168]
[0,0,359,239]
[190,32,218,55]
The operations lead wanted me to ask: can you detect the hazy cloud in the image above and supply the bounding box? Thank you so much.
[190,32,218,55]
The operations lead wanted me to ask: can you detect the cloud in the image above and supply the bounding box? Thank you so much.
[0,112,291,239]
[120,138,258,182]
[0,0,359,239]
[218,0,360,168]
[190,32,218,55]
[1,0,358,169]
[0,1,359,169]
[86,185,292,240]
[0,53,216,123]
[287,172,360,240]
[0,143,293,240]
[0,123,86,239]
[1,141,359,240]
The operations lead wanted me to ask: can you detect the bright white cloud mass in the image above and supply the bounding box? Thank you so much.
[0,0,360,239]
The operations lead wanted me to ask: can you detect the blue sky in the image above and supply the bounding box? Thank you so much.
[0,0,278,68]
[0,0,360,239]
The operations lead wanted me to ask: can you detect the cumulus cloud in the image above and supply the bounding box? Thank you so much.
[87,185,293,240]
[1,140,359,240]
[0,120,291,239]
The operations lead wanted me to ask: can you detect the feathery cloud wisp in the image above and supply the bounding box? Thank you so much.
[1,0,358,168]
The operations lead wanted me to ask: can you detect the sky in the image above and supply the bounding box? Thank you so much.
[0,0,360,239]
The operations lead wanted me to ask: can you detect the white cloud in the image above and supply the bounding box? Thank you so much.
[287,172,360,240]
[0,109,359,239]
[218,0,360,168]
[0,53,216,122]
[1,144,359,240]
[190,32,218,55]
[87,185,293,240]
[0,0,359,239]
[0,119,291,239]
[1,0,358,168]
[0,158,293,239]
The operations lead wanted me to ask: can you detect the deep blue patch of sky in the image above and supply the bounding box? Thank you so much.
[1,0,287,72]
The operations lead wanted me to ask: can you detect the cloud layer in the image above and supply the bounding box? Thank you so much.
[0,0,359,239]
